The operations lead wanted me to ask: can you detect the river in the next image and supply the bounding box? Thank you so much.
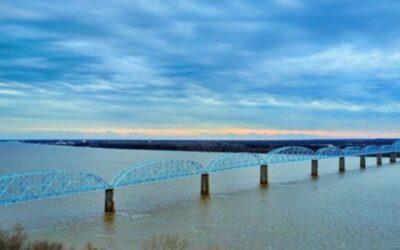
[0,141,399,249]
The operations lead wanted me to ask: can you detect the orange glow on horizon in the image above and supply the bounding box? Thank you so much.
[29,127,400,139]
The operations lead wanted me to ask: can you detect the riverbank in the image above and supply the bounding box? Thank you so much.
[20,139,397,153]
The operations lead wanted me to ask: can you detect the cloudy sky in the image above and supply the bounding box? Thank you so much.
[1,0,400,139]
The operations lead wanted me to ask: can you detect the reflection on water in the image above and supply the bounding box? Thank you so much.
[102,213,116,236]
[1,142,400,249]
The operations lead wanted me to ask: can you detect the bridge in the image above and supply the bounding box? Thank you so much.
[1,140,400,212]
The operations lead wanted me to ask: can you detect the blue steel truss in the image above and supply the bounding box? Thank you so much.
[393,141,400,151]
[1,140,400,205]
[342,146,362,156]
[0,171,109,205]
[378,145,394,154]
[207,153,264,173]
[315,147,343,159]
[265,146,315,163]
[361,145,380,155]
[111,160,205,188]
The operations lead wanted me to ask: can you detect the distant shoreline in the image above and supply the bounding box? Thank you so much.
[20,139,398,153]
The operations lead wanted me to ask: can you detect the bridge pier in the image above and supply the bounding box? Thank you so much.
[390,153,396,164]
[105,188,115,213]
[260,164,268,186]
[311,160,318,177]
[360,156,366,169]
[201,173,209,196]
[339,157,345,172]
[377,154,382,166]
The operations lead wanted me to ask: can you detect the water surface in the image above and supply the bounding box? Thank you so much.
[0,142,399,249]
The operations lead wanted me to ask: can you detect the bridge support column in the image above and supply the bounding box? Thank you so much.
[105,188,115,213]
[260,164,268,186]
[201,173,209,196]
[377,154,382,166]
[360,156,366,169]
[311,160,318,177]
[339,157,345,172]
[390,153,396,164]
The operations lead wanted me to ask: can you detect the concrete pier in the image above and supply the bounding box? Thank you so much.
[311,160,318,177]
[360,156,366,169]
[390,153,396,164]
[377,154,382,166]
[339,157,345,172]
[201,173,209,196]
[104,188,115,213]
[260,164,268,186]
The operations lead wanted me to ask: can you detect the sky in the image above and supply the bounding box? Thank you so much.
[0,0,400,139]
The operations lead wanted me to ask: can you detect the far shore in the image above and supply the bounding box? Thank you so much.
[19,138,398,154]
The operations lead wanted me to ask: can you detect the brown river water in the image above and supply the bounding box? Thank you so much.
[0,142,399,249]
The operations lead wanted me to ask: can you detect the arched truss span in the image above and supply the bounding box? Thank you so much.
[379,145,393,154]
[207,153,264,173]
[2,139,400,206]
[342,146,362,156]
[392,140,400,152]
[0,171,109,205]
[361,145,380,155]
[111,160,205,188]
[315,147,343,159]
[265,146,315,163]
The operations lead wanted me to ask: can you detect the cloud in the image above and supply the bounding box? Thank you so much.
[0,3,49,21]
[274,0,303,9]
[259,44,400,78]
[5,58,52,69]
[0,89,25,96]
[238,96,400,113]
[0,0,400,138]
[61,82,117,93]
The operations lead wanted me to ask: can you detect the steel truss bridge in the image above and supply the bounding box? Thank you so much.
[1,140,400,209]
